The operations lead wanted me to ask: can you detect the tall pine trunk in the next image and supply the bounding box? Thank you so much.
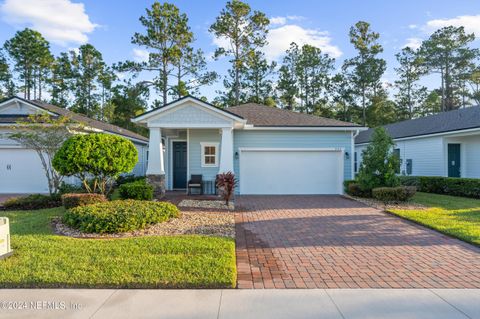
[162,60,168,106]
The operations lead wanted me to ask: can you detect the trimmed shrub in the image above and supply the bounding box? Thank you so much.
[61,193,107,210]
[346,182,371,197]
[399,176,480,198]
[3,194,62,210]
[53,133,138,194]
[63,200,180,234]
[118,180,153,200]
[372,186,416,203]
[116,174,145,186]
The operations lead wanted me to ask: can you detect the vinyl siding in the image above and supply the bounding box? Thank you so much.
[131,143,148,176]
[396,137,444,176]
[150,103,232,125]
[233,130,352,192]
[355,135,445,177]
[460,136,480,178]
[188,129,221,183]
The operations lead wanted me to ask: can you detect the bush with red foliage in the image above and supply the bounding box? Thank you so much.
[216,172,237,205]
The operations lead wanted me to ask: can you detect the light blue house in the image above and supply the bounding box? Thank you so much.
[355,106,480,179]
[133,96,365,195]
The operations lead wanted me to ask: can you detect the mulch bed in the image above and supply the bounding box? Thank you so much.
[178,199,234,211]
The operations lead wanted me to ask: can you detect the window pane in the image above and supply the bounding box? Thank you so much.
[205,146,215,155]
[205,155,215,164]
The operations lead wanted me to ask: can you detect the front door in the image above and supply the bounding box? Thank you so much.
[173,141,187,189]
[448,143,461,177]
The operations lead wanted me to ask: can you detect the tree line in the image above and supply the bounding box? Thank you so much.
[0,0,479,133]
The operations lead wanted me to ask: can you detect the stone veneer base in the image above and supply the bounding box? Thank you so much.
[146,174,166,198]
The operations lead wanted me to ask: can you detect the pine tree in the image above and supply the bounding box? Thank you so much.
[70,44,106,118]
[394,47,427,119]
[4,28,52,100]
[209,0,269,106]
[419,26,479,111]
[243,50,276,104]
[342,21,386,125]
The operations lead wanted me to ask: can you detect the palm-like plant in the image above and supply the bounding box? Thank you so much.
[216,172,237,206]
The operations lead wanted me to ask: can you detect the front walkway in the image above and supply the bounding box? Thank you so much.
[235,195,480,289]
[0,289,479,319]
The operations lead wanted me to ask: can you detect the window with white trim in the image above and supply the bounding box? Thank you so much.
[201,142,219,167]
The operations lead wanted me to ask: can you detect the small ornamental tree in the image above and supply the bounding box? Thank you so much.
[7,113,74,195]
[357,127,400,193]
[53,133,138,194]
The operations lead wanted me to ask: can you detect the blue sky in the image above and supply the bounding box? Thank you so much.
[0,0,479,103]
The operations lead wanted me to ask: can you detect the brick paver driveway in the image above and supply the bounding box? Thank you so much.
[235,195,480,289]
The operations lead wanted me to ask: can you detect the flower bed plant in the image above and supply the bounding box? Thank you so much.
[63,200,179,234]
[61,193,107,209]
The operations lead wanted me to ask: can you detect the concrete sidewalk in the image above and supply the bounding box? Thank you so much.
[0,289,478,319]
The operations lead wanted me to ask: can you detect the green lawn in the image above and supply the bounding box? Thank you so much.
[0,208,236,288]
[389,192,480,245]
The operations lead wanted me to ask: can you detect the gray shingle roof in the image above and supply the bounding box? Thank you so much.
[227,103,359,127]
[0,97,148,143]
[356,106,480,144]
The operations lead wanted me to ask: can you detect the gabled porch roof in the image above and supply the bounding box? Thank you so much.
[132,95,246,127]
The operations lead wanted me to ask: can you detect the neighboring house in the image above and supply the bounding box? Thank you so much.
[355,106,480,178]
[0,96,149,194]
[132,96,365,195]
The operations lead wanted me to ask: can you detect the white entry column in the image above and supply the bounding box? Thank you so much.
[218,127,234,173]
[146,127,165,197]
[146,127,164,174]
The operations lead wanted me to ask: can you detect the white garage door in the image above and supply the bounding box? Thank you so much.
[0,148,49,193]
[239,148,343,195]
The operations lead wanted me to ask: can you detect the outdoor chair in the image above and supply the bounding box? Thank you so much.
[188,174,203,195]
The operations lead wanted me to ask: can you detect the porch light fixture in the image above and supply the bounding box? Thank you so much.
[345,151,350,160]
[235,151,239,159]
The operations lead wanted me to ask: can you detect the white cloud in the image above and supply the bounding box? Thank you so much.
[403,37,422,49]
[212,35,230,52]
[270,16,287,26]
[265,24,342,60]
[408,24,418,29]
[210,18,341,62]
[205,51,216,62]
[0,0,98,46]
[132,48,149,63]
[424,14,480,35]
[269,15,304,26]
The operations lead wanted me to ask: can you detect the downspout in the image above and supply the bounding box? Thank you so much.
[351,129,360,180]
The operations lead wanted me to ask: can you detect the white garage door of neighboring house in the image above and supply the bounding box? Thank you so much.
[239,148,344,195]
[0,148,49,193]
